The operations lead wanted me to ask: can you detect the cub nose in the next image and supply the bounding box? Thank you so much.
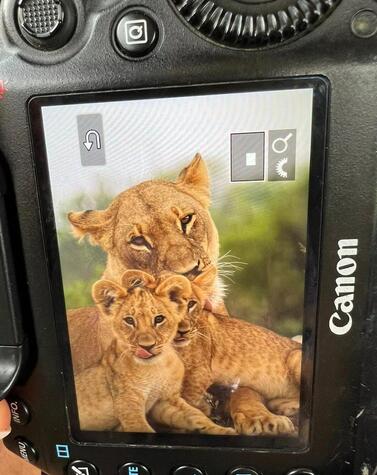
[178,321,191,334]
[139,343,155,351]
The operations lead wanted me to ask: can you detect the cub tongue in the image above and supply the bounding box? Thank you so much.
[135,347,154,359]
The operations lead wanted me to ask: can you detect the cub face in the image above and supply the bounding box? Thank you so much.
[92,270,191,362]
[68,154,219,283]
[173,265,217,348]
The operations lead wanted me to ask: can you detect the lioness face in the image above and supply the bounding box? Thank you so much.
[68,154,219,286]
[93,271,191,363]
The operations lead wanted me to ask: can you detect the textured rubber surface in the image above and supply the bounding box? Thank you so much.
[19,0,63,38]
[171,0,340,48]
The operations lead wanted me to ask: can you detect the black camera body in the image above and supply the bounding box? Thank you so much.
[0,1,377,475]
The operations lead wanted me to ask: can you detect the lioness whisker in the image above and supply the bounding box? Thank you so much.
[221,275,235,284]
[218,261,247,268]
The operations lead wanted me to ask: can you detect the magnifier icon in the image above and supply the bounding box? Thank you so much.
[272,132,293,154]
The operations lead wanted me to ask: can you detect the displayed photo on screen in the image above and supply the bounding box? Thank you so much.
[35,83,323,448]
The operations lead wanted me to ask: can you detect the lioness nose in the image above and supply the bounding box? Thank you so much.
[184,259,205,279]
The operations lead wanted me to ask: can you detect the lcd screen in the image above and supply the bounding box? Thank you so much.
[32,81,326,449]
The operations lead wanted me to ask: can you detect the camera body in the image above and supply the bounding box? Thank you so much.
[0,1,376,474]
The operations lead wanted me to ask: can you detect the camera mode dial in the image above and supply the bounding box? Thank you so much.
[171,0,341,48]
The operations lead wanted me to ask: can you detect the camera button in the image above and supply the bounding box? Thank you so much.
[68,460,99,475]
[228,468,260,475]
[119,462,150,474]
[173,467,204,475]
[286,470,316,475]
[7,397,31,426]
[14,437,38,464]
[113,10,159,59]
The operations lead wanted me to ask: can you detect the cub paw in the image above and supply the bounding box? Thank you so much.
[206,425,236,436]
[267,399,300,417]
[197,400,212,417]
[233,412,295,436]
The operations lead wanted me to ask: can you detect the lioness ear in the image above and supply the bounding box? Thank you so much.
[155,275,191,304]
[193,265,217,294]
[176,153,210,208]
[92,280,126,316]
[68,207,115,250]
[121,270,156,290]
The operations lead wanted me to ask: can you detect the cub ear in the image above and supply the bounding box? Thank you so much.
[92,280,126,316]
[192,264,217,295]
[121,270,156,291]
[155,275,191,305]
[68,206,115,250]
[176,153,210,208]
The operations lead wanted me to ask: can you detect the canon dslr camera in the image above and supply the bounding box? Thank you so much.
[0,1,376,474]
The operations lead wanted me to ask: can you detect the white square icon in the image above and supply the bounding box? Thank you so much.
[124,19,148,45]
[245,152,257,167]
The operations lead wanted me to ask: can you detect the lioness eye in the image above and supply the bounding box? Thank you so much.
[130,236,148,247]
[129,235,152,251]
[154,315,166,325]
[180,214,193,233]
[124,316,135,326]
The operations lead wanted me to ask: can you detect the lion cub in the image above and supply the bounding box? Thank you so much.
[75,270,234,435]
[172,266,302,436]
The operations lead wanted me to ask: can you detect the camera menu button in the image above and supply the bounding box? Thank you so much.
[15,437,38,464]
[113,9,159,59]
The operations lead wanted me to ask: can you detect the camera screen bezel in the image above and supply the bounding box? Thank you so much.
[28,77,328,452]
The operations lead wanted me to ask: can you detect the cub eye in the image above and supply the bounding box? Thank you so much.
[123,316,135,326]
[188,300,197,310]
[180,214,193,233]
[154,315,166,325]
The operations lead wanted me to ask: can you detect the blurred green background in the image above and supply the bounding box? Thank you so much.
[57,170,308,337]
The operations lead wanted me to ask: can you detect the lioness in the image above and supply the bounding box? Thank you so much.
[75,270,234,435]
[68,153,220,294]
[173,266,301,436]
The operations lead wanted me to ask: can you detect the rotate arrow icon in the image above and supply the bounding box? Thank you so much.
[83,129,101,151]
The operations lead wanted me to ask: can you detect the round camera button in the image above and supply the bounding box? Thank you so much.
[173,467,204,475]
[286,470,316,475]
[113,10,159,59]
[351,9,377,39]
[68,460,99,475]
[7,398,31,426]
[14,437,38,464]
[228,468,260,475]
[119,462,150,475]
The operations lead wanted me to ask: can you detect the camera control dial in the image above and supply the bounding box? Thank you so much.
[171,0,341,48]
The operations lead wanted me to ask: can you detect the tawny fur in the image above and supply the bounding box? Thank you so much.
[173,267,302,436]
[67,307,107,375]
[75,271,234,435]
[67,155,229,376]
